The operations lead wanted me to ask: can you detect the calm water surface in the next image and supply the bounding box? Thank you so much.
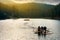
[0,19,60,40]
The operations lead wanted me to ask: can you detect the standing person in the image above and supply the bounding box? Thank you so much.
[40,26,44,34]
[38,26,41,35]
[43,26,47,34]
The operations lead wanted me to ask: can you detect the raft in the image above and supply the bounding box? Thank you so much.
[34,30,53,35]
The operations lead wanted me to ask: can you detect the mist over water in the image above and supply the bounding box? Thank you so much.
[0,18,60,40]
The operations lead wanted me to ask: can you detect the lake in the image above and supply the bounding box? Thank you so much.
[0,18,60,40]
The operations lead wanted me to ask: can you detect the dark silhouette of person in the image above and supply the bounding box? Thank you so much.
[40,26,44,34]
[43,26,47,34]
[38,26,41,35]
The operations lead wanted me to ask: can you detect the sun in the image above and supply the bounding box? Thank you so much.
[12,0,34,3]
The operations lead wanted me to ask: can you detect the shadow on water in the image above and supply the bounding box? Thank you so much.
[38,34,47,40]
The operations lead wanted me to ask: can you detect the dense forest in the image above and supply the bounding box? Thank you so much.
[0,2,60,20]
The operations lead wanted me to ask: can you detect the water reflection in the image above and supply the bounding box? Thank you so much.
[0,19,60,40]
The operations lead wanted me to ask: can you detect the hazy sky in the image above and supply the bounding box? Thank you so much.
[0,0,60,5]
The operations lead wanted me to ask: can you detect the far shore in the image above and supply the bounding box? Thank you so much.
[0,17,60,20]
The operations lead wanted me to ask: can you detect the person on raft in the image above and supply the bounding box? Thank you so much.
[38,26,41,35]
[37,26,47,35]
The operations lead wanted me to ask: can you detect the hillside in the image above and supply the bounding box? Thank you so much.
[53,4,60,17]
[0,2,59,19]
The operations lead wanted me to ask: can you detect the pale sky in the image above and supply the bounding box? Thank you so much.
[0,0,60,5]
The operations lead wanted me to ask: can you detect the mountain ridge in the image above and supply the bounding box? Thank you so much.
[0,2,60,19]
